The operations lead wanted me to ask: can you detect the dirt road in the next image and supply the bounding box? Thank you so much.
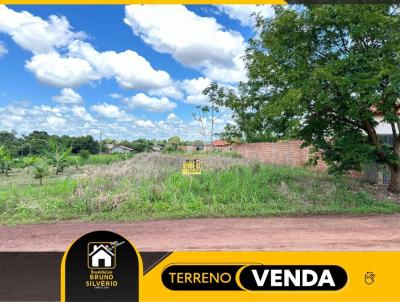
[1,215,400,251]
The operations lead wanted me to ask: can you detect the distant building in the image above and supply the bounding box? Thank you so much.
[105,144,134,154]
[179,145,204,152]
[360,107,399,184]
[152,145,163,152]
[204,140,232,152]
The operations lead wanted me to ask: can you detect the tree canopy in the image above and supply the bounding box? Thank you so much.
[211,5,400,192]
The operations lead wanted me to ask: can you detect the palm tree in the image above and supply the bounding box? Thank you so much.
[32,161,49,185]
[22,156,37,174]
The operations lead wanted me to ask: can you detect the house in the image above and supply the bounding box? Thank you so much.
[204,140,232,152]
[179,145,196,152]
[152,145,163,152]
[89,244,114,268]
[105,144,134,154]
[363,107,400,184]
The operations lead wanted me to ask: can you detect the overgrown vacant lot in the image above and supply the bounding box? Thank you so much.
[1,153,400,225]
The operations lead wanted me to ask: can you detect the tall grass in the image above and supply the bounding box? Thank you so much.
[1,153,399,225]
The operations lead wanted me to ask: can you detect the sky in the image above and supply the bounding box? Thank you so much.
[0,5,275,141]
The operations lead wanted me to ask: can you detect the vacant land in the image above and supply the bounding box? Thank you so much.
[1,153,400,225]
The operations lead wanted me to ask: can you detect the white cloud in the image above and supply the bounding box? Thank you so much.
[0,7,172,90]
[91,103,133,121]
[0,41,7,57]
[0,102,228,140]
[45,115,67,130]
[71,106,95,122]
[148,85,183,100]
[216,5,275,27]
[0,5,84,54]
[110,93,123,99]
[68,40,171,90]
[34,105,62,115]
[25,41,171,89]
[185,94,210,106]
[135,119,155,128]
[181,77,211,95]
[52,88,83,105]
[180,77,211,105]
[124,5,246,83]
[125,92,176,112]
[167,112,180,122]
[26,52,95,87]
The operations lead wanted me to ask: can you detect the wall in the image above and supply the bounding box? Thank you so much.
[229,140,327,171]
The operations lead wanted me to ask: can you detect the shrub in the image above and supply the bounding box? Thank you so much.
[0,146,13,176]
[79,150,91,161]
[32,161,49,185]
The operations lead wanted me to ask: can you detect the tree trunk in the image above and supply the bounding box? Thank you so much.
[388,165,400,193]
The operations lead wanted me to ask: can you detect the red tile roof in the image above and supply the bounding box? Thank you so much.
[211,140,231,146]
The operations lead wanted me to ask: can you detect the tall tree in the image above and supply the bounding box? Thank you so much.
[0,146,13,176]
[216,5,400,192]
[24,131,50,155]
[193,82,224,146]
[166,136,181,151]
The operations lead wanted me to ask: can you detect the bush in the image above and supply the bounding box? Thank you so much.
[79,150,91,161]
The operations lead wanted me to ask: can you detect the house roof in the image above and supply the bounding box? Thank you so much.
[117,145,134,150]
[111,145,134,151]
[89,244,114,257]
[211,140,231,146]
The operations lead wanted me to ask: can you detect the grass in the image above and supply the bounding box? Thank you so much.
[1,153,400,225]
[68,153,134,166]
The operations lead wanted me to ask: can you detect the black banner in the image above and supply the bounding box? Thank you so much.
[62,230,140,302]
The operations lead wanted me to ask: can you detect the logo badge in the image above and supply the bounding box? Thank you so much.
[88,242,117,269]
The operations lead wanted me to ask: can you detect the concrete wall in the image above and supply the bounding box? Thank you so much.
[229,141,327,171]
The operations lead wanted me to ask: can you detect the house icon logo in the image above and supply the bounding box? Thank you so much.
[87,242,116,269]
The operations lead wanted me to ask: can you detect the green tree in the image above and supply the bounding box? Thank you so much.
[24,131,50,155]
[131,138,153,153]
[72,135,99,154]
[22,156,38,174]
[192,82,224,146]
[0,146,13,176]
[217,5,400,193]
[43,140,72,175]
[166,136,181,151]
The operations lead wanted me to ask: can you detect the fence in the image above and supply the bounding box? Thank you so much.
[227,141,327,171]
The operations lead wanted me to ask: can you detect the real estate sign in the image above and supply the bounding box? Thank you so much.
[182,160,201,175]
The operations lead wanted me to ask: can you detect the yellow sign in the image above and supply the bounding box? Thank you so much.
[182,159,201,175]
[143,251,400,302]
[62,232,400,302]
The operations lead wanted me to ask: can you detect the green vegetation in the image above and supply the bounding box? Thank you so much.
[0,146,13,176]
[204,5,400,193]
[1,153,399,225]
[68,153,134,166]
[32,161,49,186]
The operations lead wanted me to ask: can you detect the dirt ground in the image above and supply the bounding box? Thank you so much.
[1,215,400,251]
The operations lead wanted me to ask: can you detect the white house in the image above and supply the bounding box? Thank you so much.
[89,244,114,268]
[105,144,134,154]
[363,109,400,184]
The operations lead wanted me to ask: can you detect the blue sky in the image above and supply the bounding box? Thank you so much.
[0,5,274,141]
